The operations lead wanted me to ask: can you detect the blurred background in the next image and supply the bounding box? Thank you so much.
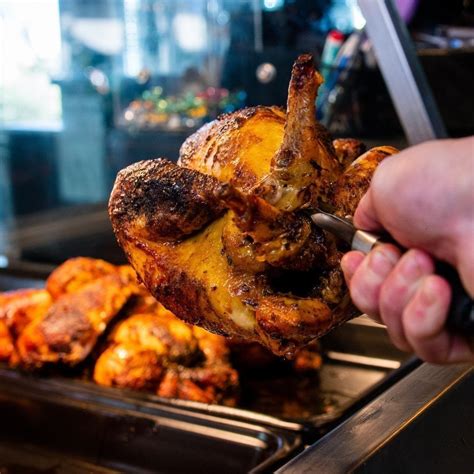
[0,0,473,265]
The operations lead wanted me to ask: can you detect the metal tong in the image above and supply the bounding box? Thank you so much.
[311,209,474,334]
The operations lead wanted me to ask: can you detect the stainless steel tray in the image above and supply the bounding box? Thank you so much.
[0,368,300,473]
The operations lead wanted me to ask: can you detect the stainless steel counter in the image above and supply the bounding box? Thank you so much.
[278,362,474,473]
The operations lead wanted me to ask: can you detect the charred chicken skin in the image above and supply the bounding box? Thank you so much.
[109,54,398,356]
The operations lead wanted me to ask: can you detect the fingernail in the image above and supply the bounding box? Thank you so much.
[369,247,397,276]
[420,278,438,307]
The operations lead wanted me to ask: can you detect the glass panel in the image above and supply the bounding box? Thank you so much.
[0,0,471,265]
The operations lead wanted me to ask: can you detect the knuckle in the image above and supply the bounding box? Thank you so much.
[379,278,405,315]
[398,250,434,281]
[350,275,379,317]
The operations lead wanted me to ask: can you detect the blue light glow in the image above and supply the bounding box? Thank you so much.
[263,0,285,12]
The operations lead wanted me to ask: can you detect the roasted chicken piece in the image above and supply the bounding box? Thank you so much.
[93,344,165,391]
[0,288,52,366]
[94,306,238,405]
[157,365,238,405]
[46,257,117,299]
[0,289,52,338]
[0,259,137,368]
[0,319,14,362]
[17,273,134,367]
[109,311,201,364]
[108,55,398,356]
[229,339,322,373]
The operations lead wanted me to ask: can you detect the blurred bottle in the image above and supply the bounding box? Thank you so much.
[320,30,345,82]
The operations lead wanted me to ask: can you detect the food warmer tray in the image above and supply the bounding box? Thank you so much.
[0,265,420,437]
[0,368,300,473]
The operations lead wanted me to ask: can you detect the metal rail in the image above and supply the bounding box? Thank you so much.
[358,0,447,144]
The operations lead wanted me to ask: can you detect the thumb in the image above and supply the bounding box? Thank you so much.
[353,190,383,231]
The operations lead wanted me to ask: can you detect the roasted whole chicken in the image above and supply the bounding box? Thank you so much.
[109,54,398,356]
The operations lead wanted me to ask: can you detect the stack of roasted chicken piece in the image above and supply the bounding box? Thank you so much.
[0,257,239,405]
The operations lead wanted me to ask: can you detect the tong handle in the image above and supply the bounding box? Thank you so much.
[370,235,474,334]
[435,262,474,333]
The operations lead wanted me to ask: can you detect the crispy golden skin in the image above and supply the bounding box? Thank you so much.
[110,311,200,364]
[332,138,367,169]
[93,307,238,405]
[180,106,286,193]
[17,273,134,367]
[109,55,397,356]
[330,146,398,218]
[46,257,117,299]
[0,289,52,338]
[93,344,165,391]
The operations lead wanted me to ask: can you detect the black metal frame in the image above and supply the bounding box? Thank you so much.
[358,0,447,144]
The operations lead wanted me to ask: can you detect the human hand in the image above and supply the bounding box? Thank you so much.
[341,137,474,363]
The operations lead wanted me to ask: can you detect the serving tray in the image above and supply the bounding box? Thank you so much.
[0,368,299,473]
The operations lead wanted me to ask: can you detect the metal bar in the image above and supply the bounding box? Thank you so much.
[358,0,447,144]
[252,0,263,52]
[325,351,401,370]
